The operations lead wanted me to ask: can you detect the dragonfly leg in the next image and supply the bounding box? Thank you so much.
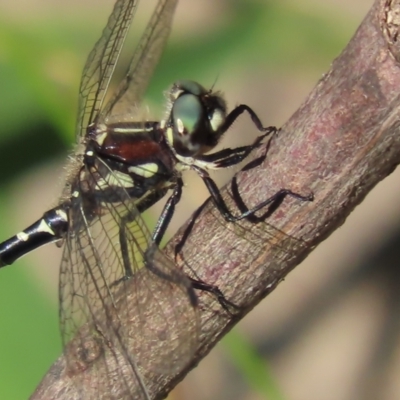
[152,178,183,246]
[117,196,198,307]
[230,178,313,223]
[173,135,276,259]
[196,126,277,169]
[118,213,135,279]
[116,179,182,279]
[189,276,240,315]
[193,164,313,223]
[145,244,198,307]
[220,104,274,133]
[174,199,210,259]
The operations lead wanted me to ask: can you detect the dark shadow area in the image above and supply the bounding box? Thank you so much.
[0,122,66,186]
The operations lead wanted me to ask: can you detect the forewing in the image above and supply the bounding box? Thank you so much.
[75,0,138,139]
[101,0,178,123]
[59,160,198,399]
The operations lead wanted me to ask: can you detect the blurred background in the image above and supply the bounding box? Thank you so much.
[3,0,400,399]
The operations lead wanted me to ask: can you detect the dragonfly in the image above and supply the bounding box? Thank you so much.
[0,0,313,399]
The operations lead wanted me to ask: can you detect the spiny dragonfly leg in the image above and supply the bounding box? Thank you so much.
[117,179,182,279]
[117,178,198,306]
[151,178,183,247]
[144,244,198,308]
[174,199,209,259]
[231,179,313,223]
[193,163,313,223]
[229,135,314,222]
[196,126,277,169]
[118,212,135,279]
[192,126,313,224]
[189,276,240,315]
[220,104,274,134]
[172,198,238,312]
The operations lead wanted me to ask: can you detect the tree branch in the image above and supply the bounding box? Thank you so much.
[31,0,400,398]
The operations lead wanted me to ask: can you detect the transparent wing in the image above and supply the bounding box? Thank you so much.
[59,160,198,399]
[75,0,138,139]
[101,0,178,123]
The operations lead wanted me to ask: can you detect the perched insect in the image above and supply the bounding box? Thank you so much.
[0,0,312,399]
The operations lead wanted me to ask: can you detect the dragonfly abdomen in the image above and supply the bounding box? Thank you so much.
[0,207,68,266]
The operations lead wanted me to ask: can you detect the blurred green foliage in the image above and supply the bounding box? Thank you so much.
[0,0,360,399]
[222,330,286,400]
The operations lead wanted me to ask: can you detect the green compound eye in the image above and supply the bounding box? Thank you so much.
[168,80,228,157]
[173,94,203,136]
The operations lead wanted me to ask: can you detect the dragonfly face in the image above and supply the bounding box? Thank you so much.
[0,0,313,399]
[165,80,228,157]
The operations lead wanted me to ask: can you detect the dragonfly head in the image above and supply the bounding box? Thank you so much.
[165,80,227,157]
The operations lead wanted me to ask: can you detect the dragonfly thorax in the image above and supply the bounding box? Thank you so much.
[165,80,227,157]
[78,121,177,209]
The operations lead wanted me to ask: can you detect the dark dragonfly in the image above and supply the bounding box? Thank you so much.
[0,0,312,399]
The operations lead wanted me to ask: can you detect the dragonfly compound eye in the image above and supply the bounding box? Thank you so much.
[171,93,203,154]
[170,83,227,157]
